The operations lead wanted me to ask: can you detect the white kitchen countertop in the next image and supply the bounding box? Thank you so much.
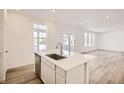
[35,49,96,71]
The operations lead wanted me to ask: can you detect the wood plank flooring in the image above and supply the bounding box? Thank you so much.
[86,50,124,84]
[0,50,124,84]
[0,64,43,84]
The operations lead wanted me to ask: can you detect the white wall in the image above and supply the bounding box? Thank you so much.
[7,12,40,69]
[7,13,52,69]
[98,31,124,52]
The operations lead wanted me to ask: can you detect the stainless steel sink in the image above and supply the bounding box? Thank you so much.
[46,53,66,60]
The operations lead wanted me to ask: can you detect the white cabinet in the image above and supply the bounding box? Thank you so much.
[45,65,55,84]
[41,58,55,84]
[41,56,86,84]
[41,62,47,83]
[56,66,66,78]
[56,74,65,84]
[56,66,66,84]
[56,65,85,84]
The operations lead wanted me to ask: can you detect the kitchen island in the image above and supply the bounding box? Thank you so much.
[38,49,96,84]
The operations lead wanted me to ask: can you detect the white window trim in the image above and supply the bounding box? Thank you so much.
[33,23,48,53]
[84,32,95,47]
[63,34,75,52]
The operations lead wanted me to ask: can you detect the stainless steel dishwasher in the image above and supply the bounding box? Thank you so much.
[35,53,41,78]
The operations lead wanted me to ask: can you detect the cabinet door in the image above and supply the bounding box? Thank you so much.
[46,66,55,84]
[41,62,47,83]
[41,61,55,84]
[56,74,65,84]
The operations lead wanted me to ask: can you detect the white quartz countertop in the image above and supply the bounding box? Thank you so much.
[36,49,96,71]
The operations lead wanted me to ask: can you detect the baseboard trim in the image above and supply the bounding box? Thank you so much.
[81,49,98,54]
[81,49,124,54]
[97,49,124,53]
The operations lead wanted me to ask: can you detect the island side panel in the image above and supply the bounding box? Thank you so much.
[66,64,85,84]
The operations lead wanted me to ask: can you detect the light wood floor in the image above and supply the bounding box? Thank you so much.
[87,50,124,84]
[0,50,124,84]
[0,64,43,84]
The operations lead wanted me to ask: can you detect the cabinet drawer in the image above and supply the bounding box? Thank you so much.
[56,66,66,78]
[41,57,55,70]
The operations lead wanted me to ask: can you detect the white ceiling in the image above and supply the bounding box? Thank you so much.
[10,9,124,32]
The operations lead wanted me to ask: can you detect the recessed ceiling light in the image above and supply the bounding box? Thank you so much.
[106,15,110,19]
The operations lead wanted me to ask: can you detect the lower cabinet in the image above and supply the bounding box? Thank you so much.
[41,62,47,83]
[56,74,65,84]
[41,61,55,84]
[41,58,65,84]
[41,57,85,84]
[46,65,55,84]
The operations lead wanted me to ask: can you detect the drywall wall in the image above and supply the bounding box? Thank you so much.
[7,12,51,69]
[7,12,41,69]
[98,31,124,52]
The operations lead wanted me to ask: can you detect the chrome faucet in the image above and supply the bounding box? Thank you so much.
[56,42,63,55]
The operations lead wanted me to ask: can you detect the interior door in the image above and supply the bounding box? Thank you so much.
[0,18,3,80]
[0,10,4,80]
[3,9,8,77]
[0,10,8,81]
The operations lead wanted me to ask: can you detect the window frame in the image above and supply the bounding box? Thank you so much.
[62,34,75,53]
[84,32,95,47]
[33,23,48,53]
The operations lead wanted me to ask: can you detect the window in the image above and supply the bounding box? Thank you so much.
[84,33,88,47]
[70,35,75,52]
[88,33,92,46]
[33,23,47,53]
[92,34,95,46]
[63,34,69,51]
[84,32,95,47]
[63,34,75,52]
